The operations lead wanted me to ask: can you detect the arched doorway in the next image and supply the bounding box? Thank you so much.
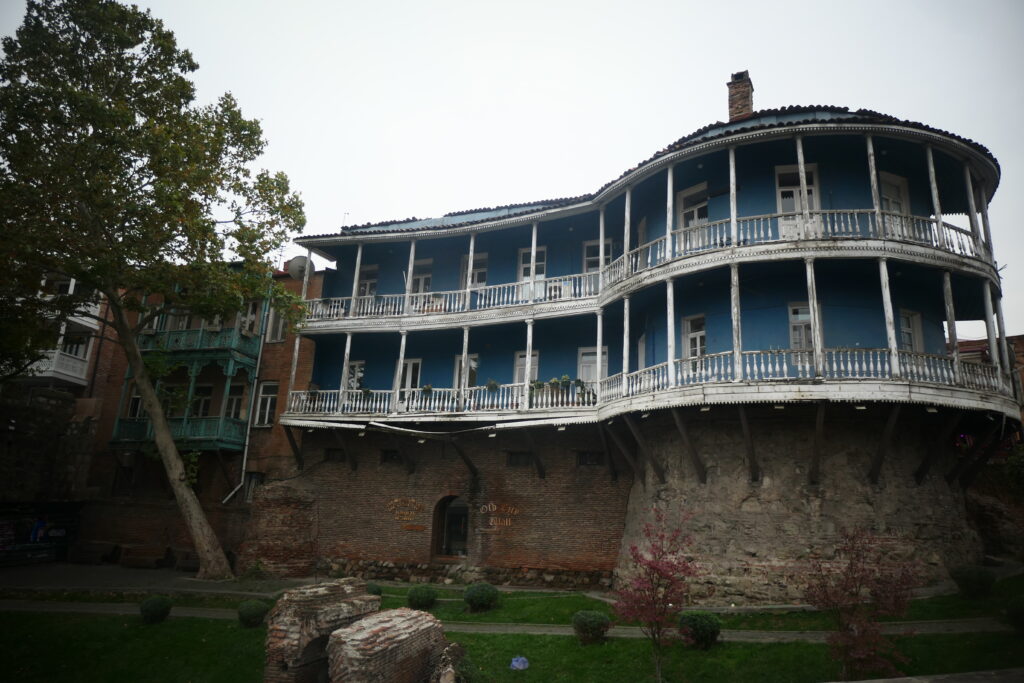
[432,496,468,557]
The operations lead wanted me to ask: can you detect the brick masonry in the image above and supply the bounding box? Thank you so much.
[265,577,380,683]
[327,608,447,683]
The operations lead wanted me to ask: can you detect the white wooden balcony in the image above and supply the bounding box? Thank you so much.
[28,350,90,385]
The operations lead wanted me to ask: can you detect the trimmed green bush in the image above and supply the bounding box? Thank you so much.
[406,585,438,610]
[1006,596,1024,633]
[237,600,270,628]
[463,582,499,613]
[365,582,383,596]
[949,565,996,599]
[572,610,611,644]
[139,595,172,624]
[678,611,722,650]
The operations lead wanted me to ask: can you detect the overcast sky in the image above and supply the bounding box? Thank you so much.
[3,0,1023,337]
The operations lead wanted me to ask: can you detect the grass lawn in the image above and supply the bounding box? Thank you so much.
[449,632,1024,683]
[0,612,264,683]
[381,592,613,624]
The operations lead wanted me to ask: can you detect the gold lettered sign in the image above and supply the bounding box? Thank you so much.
[385,497,424,521]
[478,502,520,530]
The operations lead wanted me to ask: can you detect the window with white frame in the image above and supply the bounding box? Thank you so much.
[577,347,608,384]
[898,309,923,352]
[518,247,546,280]
[453,354,479,388]
[254,382,278,426]
[224,383,245,420]
[60,332,89,358]
[677,183,709,229]
[789,303,812,350]
[513,350,539,384]
[265,307,287,342]
[879,172,910,214]
[126,386,144,418]
[776,165,819,215]
[583,240,612,273]
[410,259,432,295]
[191,385,213,418]
[345,360,365,390]
[241,301,260,335]
[460,253,488,288]
[356,265,378,297]
[684,315,707,358]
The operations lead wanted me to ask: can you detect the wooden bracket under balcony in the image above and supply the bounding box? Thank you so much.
[283,426,304,471]
[670,408,706,484]
[332,430,357,471]
[603,422,642,487]
[869,405,901,484]
[914,410,961,484]
[737,406,760,483]
[448,438,479,479]
[946,420,999,485]
[392,438,416,475]
[596,425,618,481]
[523,430,546,479]
[623,415,667,485]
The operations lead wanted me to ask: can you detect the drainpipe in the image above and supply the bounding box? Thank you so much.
[222,285,274,504]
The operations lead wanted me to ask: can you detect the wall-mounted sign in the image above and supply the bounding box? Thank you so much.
[478,501,520,529]
[385,497,424,521]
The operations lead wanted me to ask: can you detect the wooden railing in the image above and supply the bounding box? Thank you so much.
[136,327,260,356]
[674,351,734,385]
[899,350,956,385]
[30,350,89,381]
[673,218,731,256]
[823,348,891,380]
[528,381,598,408]
[625,362,670,396]
[742,349,814,380]
[113,417,247,444]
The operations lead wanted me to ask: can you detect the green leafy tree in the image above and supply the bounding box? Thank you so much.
[0,0,305,578]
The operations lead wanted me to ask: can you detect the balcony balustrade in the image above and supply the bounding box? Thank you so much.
[303,210,989,326]
[30,349,90,383]
[113,416,248,446]
[136,327,261,357]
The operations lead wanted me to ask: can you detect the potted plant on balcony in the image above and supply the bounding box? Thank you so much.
[485,378,499,392]
[421,384,433,396]
[560,374,572,390]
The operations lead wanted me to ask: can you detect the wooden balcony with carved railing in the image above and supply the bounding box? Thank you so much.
[136,327,261,358]
[302,210,989,330]
[283,348,1012,421]
[112,416,248,450]
[28,350,90,385]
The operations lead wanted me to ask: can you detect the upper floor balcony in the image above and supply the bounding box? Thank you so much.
[113,415,248,450]
[137,325,262,358]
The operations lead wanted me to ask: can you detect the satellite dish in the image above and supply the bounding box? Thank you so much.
[286,255,309,281]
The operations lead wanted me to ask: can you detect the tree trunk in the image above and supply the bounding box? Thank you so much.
[111,305,234,579]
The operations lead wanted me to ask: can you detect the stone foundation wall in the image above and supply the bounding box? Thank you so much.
[326,557,613,590]
[617,406,984,604]
[327,608,447,683]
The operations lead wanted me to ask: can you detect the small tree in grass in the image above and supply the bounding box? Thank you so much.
[802,527,920,681]
[613,507,700,683]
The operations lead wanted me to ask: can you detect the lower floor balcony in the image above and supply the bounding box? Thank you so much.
[28,349,90,386]
[284,347,1013,422]
[112,416,248,450]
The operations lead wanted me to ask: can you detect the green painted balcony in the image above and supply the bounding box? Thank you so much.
[136,327,261,358]
[113,416,248,451]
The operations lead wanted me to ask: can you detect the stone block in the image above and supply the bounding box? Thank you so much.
[327,608,447,683]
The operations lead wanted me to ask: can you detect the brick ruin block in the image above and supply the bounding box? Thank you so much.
[264,578,380,683]
[327,608,448,683]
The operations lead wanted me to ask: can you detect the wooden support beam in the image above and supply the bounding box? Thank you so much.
[959,431,1004,489]
[392,438,416,475]
[283,425,304,471]
[523,430,546,479]
[670,408,706,484]
[604,422,643,487]
[914,411,961,484]
[448,439,479,478]
[332,429,357,471]
[737,406,760,483]
[597,424,618,481]
[809,401,826,485]
[869,405,901,484]
[623,414,666,484]
[946,421,999,484]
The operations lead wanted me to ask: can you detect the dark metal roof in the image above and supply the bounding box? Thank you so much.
[299,106,1000,244]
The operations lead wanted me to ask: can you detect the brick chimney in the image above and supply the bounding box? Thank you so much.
[727,71,754,122]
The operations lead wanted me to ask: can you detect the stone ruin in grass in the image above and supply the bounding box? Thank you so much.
[264,577,455,683]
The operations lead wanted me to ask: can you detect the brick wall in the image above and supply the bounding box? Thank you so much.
[327,608,447,683]
[239,425,633,583]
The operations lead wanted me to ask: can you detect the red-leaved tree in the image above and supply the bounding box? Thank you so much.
[803,527,920,681]
[613,507,701,683]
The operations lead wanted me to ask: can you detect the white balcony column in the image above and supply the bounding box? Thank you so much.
[595,309,604,401]
[624,187,632,270]
[731,263,743,381]
[805,258,824,376]
[994,292,1011,375]
[982,282,1000,374]
[464,233,476,308]
[866,135,883,236]
[795,135,812,237]
[942,271,961,384]
[666,279,676,386]
[349,243,363,303]
[878,258,900,378]
[925,145,947,249]
[622,296,631,377]
[529,221,538,303]
[403,239,417,313]
[286,247,313,397]
[963,164,981,249]
[340,332,353,399]
[524,319,534,390]
[977,182,995,253]
[598,206,606,292]
[729,146,738,245]
[460,326,470,394]
[666,165,675,256]
[392,331,408,409]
